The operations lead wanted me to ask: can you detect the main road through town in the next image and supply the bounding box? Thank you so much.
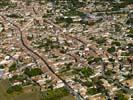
[0,15,85,100]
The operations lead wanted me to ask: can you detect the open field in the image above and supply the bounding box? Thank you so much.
[0,79,75,100]
[0,79,41,100]
[0,79,11,100]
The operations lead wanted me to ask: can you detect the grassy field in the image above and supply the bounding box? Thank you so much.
[61,95,75,100]
[0,79,41,100]
[0,79,75,100]
[0,79,11,100]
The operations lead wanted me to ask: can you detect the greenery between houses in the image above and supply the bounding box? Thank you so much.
[24,68,43,77]
[42,87,70,100]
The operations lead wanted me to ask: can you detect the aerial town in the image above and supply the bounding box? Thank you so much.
[0,0,133,100]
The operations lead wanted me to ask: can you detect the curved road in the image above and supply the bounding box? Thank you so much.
[4,16,85,100]
[1,14,86,100]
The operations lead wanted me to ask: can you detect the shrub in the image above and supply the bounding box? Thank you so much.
[0,65,4,69]
[87,87,98,95]
[80,67,94,77]
[111,41,121,46]
[96,37,106,44]
[9,63,17,72]
[7,85,22,94]
[107,46,116,53]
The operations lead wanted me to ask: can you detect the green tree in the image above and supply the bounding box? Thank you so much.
[9,62,17,72]
[0,65,4,69]
[111,41,121,46]
[108,58,115,68]
[87,87,98,95]
[80,67,94,77]
[7,85,22,94]
[107,46,116,53]
[24,68,43,77]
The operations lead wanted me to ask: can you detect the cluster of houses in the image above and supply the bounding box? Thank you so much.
[0,0,133,100]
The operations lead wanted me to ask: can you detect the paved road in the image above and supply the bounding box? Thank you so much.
[19,20,85,100]
[1,15,85,100]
